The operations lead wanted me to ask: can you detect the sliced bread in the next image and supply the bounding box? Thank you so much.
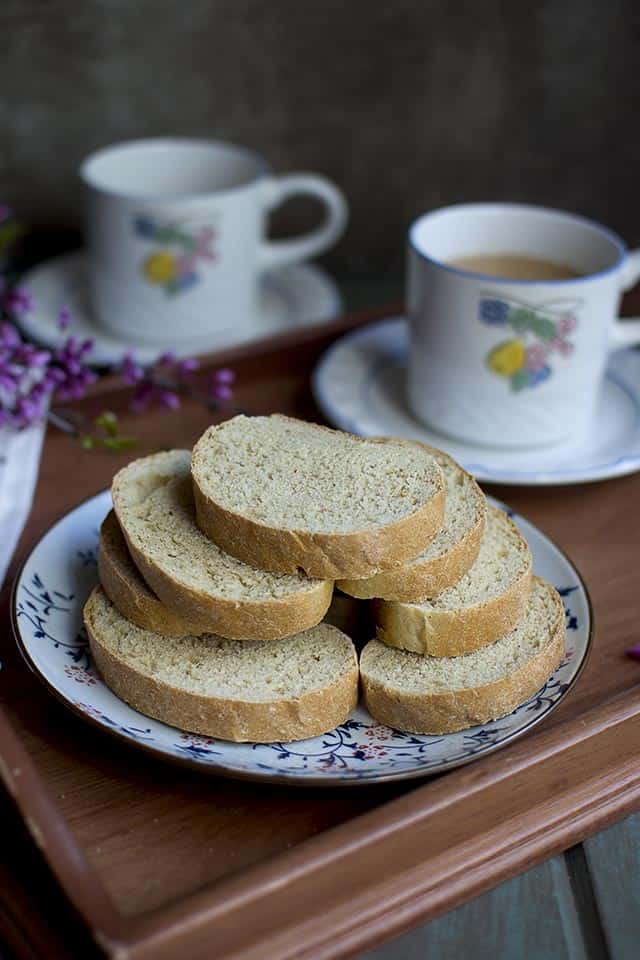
[111,450,333,641]
[191,414,446,579]
[99,510,211,636]
[337,449,486,600]
[361,577,565,734]
[85,586,359,743]
[373,506,532,657]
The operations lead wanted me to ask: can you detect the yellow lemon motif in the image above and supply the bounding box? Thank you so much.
[487,339,526,377]
[143,251,176,284]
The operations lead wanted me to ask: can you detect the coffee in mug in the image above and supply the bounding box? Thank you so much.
[448,255,581,282]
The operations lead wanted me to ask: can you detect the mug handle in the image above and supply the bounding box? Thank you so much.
[610,249,640,348]
[257,174,348,273]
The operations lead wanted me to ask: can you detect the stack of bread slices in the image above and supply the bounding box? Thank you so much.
[84,414,565,743]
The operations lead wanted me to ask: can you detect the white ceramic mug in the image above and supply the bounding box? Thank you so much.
[407,203,640,449]
[80,138,348,345]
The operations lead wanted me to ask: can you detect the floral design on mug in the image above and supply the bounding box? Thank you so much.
[480,295,579,391]
[134,215,218,296]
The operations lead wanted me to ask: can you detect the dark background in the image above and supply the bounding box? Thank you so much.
[2,0,639,296]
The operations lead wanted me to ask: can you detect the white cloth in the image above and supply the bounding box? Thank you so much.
[0,420,46,588]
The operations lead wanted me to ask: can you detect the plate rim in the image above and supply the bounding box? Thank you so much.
[312,316,640,486]
[11,489,594,787]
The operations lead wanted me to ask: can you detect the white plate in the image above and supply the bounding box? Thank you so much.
[12,491,592,786]
[313,316,640,486]
[17,251,343,367]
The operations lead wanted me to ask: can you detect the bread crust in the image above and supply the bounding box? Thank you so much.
[372,509,532,657]
[112,450,334,642]
[191,416,446,580]
[98,511,215,636]
[337,448,487,600]
[361,578,565,734]
[85,588,359,743]
[125,541,333,641]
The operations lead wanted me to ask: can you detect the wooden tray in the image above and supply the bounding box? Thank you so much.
[1,307,640,960]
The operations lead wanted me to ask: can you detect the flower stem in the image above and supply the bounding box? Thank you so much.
[47,408,81,437]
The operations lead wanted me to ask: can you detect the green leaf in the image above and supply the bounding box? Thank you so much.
[101,436,137,451]
[80,435,95,449]
[94,410,119,436]
[0,220,24,253]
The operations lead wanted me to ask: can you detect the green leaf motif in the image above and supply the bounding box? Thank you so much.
[154,226,194,249]
[510,369,530,392]
[508,308,537,333]
[529,315,557,341]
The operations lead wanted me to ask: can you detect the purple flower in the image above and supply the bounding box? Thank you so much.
[156,351,177,367]
[212,383,233,401]
[120,351,145,385]
[0,270,99,428]
[209,367,235,402]
[626,644,640,661]
[50,335,97,402]
[178,357,200,374]
[14,343,51,367]
[4,287,34,317]
[0,370,18,391]
[57,306,72,330]
[212,367,235,385]
[0,322,21,348]
[159,389,180,410]
[130,381,154,412]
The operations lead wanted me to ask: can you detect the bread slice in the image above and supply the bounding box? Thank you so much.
[373,506,532,657]
[111,450,333,641]
[337,449,486,600]
[98,510,213,636]
[191,414,446,579]
[85,586,358,743]
[361,577,565,734]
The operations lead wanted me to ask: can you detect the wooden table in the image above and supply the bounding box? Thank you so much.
[1,306,639,959]
[362,814,640,959]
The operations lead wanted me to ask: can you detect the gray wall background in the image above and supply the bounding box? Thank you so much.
[2,0,639,281]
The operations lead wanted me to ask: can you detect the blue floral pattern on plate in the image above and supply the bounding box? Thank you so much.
[12,491,592,785]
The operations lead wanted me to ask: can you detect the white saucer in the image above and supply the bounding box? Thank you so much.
[17,251,343,367]
[313,316,640,486]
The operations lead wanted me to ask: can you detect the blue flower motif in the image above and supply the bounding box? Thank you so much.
[528,364,551,388]
[168,272,199,295]
[479,298,510,325]
[134,216,156,239]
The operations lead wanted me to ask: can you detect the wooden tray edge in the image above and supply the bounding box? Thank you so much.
[2,681,640,959]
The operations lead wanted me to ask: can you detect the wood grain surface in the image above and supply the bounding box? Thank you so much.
[584,814,640,959]
[362,856,589,960]
[1,307,639,959]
